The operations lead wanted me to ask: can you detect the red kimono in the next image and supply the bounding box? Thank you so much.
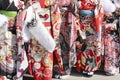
[26,1,61,80]
[75,0,103,73]
[16,1,57,80]
[53,0,78,77]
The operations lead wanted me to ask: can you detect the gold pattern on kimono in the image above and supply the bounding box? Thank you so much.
[86,26,95,34]
[42,54,52,67]
[7,51,12,57]
[31,39,38,45]
[44,0,55,7]
[51,14,57,24]
[82,56,86,64]
[31,39,46,53]
[0,55,6,62]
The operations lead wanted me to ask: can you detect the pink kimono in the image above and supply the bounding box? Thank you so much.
[103,13,120,76]
[0,12,17,80]
[101,0,120,75]
[0,0,23,79]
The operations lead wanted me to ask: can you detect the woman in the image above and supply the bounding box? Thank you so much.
[53,0,78,79]
[75,0,103,76]
[0,0,24,79]
[16,0,56,80]
[101,0,120,75]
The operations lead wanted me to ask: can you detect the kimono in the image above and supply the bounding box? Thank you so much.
[75,0,103,74]
[0,0,19,79]
[0,12,17,80]
[59,11,78,75]
[38,0,64,78]
[15,10,28,80]
[101,0,120,75]
[16,1,56,80]
[54,0,78,77]
[103,23,120,75]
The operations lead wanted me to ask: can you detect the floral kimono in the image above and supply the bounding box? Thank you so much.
[59,12,78,75]
[16,1,56,80]
[0,10,17,79]
[0,0,22,79]
[56,0,78,76]
[38,0,65,78]
[101,0,120,75]
[103,25,120,75]
[75,0,103,75]
[103,11,120,76]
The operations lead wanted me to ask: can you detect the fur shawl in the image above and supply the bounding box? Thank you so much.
[101,0,120,13]
[23,3,56,52]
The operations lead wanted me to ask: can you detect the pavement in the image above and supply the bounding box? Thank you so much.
[23,67,120,80]
[52,71,120,80]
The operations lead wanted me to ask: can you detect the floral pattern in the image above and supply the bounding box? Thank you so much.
[0,12,17,79]
[23,1,59,80]
[28,39,53,80]
[59,11,78,74]
[104,23,120,75]
[75,0,103,72]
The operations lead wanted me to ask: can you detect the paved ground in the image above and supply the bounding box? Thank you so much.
[23,67,120,80]
[52,71,120,80]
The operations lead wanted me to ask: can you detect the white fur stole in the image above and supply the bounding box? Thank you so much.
[23,4,56,52]
[101,0,116,13]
